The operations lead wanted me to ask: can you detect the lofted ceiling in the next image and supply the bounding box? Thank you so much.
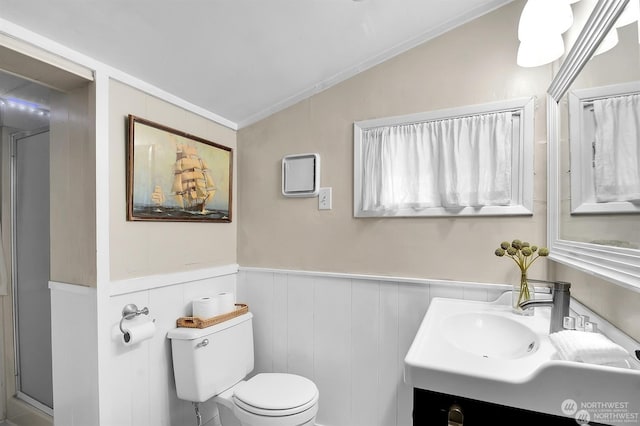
[0,0,514,128]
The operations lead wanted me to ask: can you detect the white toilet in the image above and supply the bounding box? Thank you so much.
[167,312,319,426]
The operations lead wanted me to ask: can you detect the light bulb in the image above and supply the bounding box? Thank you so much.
[519,0,574,41]
[517,33,565,67]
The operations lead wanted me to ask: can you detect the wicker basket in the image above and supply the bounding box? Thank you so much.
[176,303,249,329]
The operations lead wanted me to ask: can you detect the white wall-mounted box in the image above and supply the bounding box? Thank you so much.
[282,153,320,197]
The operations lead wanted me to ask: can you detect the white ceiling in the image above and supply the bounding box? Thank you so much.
[0,0,513,128]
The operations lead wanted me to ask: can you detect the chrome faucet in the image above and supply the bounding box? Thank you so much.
[518,280,571,334]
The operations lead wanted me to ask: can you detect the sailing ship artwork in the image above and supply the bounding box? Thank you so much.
[127,115,232,222]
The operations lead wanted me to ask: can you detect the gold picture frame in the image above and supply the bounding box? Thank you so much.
[126,115,232,222]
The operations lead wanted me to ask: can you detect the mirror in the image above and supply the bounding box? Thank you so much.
[561,1,640,243]
[548,0,640,291]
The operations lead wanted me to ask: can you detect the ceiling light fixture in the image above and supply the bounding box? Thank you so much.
[518,0,574,41]
[516,0,640,67]
[0,97,49,117]
[517,0,574,67]
[517,34,566,67]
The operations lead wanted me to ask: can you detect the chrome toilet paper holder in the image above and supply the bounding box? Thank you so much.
[119,303,150,336]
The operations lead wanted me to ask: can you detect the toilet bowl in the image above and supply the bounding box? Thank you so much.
[167,313,319,426]
[215,373,319,426]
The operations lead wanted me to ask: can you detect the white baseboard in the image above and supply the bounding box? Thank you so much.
[110,263,239,296]
[239,265,513,290]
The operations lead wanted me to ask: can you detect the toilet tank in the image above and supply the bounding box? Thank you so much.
[167,312,254,402]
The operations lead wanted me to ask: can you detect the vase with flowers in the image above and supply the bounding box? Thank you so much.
[494,239,549,315]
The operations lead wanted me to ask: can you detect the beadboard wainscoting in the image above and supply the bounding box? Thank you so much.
[237,268,509,426]
[50,282,99,426]
[49,267,240,426]
[103,270,237,426]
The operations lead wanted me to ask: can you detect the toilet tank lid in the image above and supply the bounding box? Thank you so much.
[167,312,253,340]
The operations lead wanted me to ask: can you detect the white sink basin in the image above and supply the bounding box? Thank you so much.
[404,294,640,424]
[442,312,539,359]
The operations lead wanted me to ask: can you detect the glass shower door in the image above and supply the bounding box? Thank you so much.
[12,128,53,413]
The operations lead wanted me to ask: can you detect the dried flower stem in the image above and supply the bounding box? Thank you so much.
[494,240,550,309]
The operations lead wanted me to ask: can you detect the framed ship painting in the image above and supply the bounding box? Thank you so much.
[126,115,232,222]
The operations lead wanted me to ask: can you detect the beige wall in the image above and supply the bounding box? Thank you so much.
[50,84,97,286]
[109,80,237,281]
[238,0,553,285]
[553,263,640,342]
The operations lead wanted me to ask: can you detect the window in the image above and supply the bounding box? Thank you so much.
[353,98,535,217]
[568,81,640,214]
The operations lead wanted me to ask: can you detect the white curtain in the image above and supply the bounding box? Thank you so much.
[361,111,513,211]
[593,93,640,202]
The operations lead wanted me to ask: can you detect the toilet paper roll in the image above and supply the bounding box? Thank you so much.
[217,292,235,314]
[122,320,156,346]
[192,296,221,319]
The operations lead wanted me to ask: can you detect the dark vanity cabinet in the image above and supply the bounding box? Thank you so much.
[413,388,609,426]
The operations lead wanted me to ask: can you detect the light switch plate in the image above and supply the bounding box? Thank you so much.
[319,187,332,210]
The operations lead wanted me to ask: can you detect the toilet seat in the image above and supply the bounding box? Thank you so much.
[233,373,319,417]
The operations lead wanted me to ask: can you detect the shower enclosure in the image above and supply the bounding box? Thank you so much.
[11,127,52,414]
